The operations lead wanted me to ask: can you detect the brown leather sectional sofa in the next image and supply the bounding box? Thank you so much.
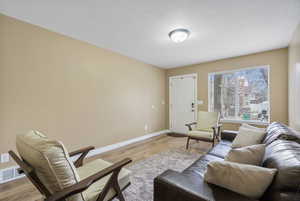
[154,122,300,201]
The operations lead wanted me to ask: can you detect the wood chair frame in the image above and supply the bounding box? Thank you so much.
[185,122,222,149]
[9,146,132,201]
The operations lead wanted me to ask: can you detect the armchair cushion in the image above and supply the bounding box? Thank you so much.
[16,130,84,201]
[77,159,131,201]
[196,111,219,131]
[187,130,213,140]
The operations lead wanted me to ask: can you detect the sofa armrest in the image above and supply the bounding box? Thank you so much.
[154,170,209,201]
[221,130,238,142]
[154,170,257,201]
[261,190,300,201]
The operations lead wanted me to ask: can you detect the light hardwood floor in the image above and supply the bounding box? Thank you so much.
[0,134,211,201]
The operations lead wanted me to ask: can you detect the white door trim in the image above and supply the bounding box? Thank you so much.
[169,73,198,131]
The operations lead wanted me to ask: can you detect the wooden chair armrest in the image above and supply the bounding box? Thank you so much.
[211,124,223,140]
[69,146,95,157]
[9,151,33,174]
[45,157,132,201]
[211,124,222,129]
[185,122,197,131]
[69,146,95,167]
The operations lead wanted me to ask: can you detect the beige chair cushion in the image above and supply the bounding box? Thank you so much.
[204,161,277,199]
[231,126,266,148]
[187,130,213,140]
[16,130,84,201]
[196,111,219,131]
[77,159,131,201]
[225,144,266,166]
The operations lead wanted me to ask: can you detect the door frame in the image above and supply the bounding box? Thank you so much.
[169,73,198,131]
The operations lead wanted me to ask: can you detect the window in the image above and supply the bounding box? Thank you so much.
[208,66,270,124]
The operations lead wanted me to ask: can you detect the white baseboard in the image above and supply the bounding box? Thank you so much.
[87,129,170,158]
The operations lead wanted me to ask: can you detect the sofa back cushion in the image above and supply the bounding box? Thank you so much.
[263,122,300,145]
[263,139,300,191]
[16,130,84,201]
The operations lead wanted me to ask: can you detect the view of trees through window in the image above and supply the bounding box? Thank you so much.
[209,66,269,123]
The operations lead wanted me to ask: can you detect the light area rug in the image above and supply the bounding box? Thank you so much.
[114,146,204,201]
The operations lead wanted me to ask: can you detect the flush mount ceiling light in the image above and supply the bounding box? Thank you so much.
[169,28,190,43]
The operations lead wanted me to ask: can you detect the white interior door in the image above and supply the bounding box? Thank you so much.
[170,74,197,134]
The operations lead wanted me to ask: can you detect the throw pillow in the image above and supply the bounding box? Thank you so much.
[231,126,266,148]
[204,161,277,199]
[225,144,265,166]
[241,123,266,132]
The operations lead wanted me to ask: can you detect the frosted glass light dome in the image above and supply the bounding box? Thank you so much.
[169,28,190,43]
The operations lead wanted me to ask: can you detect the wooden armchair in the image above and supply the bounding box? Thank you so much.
[185,111,222,149]
[9,130,132,201]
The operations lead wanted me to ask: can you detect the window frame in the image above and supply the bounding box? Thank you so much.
[208,65,271,125]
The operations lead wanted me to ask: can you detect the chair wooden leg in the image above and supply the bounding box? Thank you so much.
[96,167,125,201]
[113,181,125,201]
[212,139,215,147]
[186,137,190,149]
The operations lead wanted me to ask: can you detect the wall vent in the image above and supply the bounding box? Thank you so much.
[0,166,25,184]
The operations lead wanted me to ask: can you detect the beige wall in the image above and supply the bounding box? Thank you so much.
[166,48,289,131]
[0,13,291,156]
[288,23,300,131]
[0,14,167,154]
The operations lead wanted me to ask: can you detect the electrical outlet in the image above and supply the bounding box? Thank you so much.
[197,100,204,105]
[1,153,10,163]
[144,124,148,132]
[14,168,22,177]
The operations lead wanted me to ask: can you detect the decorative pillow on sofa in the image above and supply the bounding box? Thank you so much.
[225,144,265,166]
[204,161,277,199]
[231,126,266,148]
[241,123,266,132]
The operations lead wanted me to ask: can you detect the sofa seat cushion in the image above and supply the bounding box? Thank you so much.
[183,154,223,177]
[188,130,213,140]
[155,169,258,201]
[208,141,232,158]
[77,159,131,201]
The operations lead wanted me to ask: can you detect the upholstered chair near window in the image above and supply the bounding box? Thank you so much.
[185,111,222,149]
[9,130,132,201]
